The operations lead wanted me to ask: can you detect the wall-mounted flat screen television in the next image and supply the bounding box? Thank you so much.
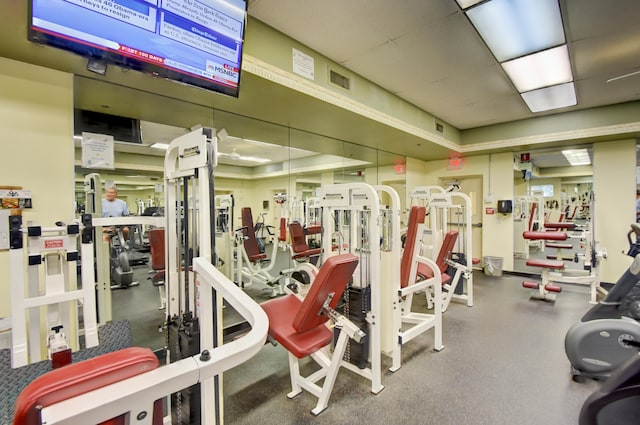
[29,0,248,98]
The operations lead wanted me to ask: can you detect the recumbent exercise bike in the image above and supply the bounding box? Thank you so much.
[565,224,640,382]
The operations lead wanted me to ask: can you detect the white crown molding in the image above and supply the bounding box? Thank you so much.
[242,54,459,151]
[243,54,640,156]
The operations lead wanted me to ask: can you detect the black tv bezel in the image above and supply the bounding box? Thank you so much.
[27,0,248,98]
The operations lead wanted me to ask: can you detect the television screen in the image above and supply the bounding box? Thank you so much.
[29,0,248,98]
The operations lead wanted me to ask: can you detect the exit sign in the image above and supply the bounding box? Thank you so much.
[448,157,463,170]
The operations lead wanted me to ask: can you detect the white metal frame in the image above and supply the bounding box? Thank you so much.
[9,220,98,368]
[376,185,444,372]
[317,182,384,394]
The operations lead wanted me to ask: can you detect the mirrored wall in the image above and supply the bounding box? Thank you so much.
[512,146,594,274]
[72,76,407,349]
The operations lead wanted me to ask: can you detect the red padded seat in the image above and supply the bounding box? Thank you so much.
[523,231,567,241]
[260,254,358,359]
[526,258,565,269]
[13,347,161,425]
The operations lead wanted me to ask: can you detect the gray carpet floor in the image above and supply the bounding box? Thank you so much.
[108,247,608,424]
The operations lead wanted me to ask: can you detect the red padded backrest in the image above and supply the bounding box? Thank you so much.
[241,207,262,259]
[13,347,161,425]
[291,253,359,333]
[528,202,537,231]
[400,206,426,289]
[289,221,309,254]
[148,228,165,271]
[279,217,287,242]
[435,231,458,273]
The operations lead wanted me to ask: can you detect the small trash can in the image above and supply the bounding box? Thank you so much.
[483,256,503,277]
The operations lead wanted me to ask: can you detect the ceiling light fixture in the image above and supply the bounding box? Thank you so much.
[457,0,575,113]
[217,151,271,164]
[501,45,573,92]
[606,69,640,83]
[150,143,170,150]
[562,148,591,166]
[521,82,577,113]
[464,0,565,62]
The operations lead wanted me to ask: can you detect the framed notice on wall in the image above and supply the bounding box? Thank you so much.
[81,132,114,170]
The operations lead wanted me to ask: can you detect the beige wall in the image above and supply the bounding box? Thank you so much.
[418,153,515,271]
[593,140,637,283]
[0,58,74,318]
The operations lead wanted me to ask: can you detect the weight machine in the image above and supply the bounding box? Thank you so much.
[13,128,267,425]
[9,215,98,368]
[409,185,474,310]
[316,182,384,394]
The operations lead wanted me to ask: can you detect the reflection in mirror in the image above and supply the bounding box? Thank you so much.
[73,96,409,352]
[513,146,593,274]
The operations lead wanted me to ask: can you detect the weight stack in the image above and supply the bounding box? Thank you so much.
[168,313,201,425]
[336,285,370,369]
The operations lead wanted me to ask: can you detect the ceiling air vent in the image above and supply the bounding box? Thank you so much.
[435,122,445,134]
[330,69,350,91]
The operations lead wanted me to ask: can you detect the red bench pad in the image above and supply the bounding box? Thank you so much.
[544,222,576,230]
[14,347,160,425]
[523,231,567,241]
[417,262,452,285]
[526,258,565,269]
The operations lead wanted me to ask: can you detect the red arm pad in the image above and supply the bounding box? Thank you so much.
[544,222,576,230]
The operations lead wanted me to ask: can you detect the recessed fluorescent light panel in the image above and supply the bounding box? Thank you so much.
[456,0,483,8]
[465,0,565,61]
[501,45,573,92]
[150,143,170,150]
[460,0,575,113]
[562,148,591,166]
[521,82,577,113]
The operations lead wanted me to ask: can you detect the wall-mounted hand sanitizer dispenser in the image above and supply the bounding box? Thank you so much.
[497,200,513,214]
